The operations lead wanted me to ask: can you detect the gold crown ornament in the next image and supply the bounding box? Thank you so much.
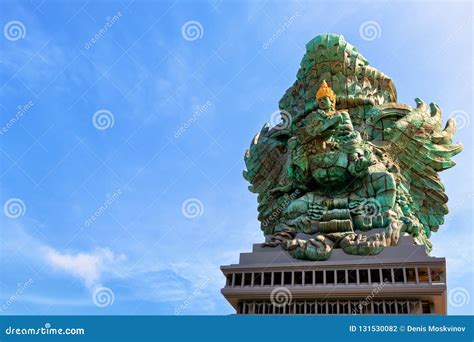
[316,80,336,105]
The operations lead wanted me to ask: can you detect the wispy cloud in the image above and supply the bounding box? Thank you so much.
[42,246,126,288]
[0,220,228,312]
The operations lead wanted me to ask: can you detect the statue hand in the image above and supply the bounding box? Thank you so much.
[262,230,295,248]
[340,233,384,256]
[262,239,282,248]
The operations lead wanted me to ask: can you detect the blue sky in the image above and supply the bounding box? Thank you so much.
[0,0,472,315]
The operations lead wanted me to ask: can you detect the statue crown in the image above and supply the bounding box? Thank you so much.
[316,80,336,104]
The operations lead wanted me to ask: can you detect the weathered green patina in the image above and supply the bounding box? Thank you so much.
[244,34,463,261]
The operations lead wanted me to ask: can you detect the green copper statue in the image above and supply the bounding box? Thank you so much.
[244,34,462,261]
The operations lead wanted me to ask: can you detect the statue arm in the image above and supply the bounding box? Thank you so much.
[338,112,354,132]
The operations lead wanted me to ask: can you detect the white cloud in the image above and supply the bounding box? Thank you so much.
[43,246,126,288]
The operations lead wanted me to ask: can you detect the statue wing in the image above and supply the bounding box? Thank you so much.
[244,123,292,235]
[366,99,463,233]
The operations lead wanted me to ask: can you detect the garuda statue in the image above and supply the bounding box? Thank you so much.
[244,34,463,261]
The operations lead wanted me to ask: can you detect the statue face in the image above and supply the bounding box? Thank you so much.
[318,96,333,111]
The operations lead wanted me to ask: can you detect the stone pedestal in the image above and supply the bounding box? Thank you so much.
[221,236,446,315]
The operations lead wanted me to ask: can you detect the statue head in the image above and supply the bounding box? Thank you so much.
[316,80,336,113]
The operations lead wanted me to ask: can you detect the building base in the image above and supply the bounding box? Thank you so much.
[220,236,446,315]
